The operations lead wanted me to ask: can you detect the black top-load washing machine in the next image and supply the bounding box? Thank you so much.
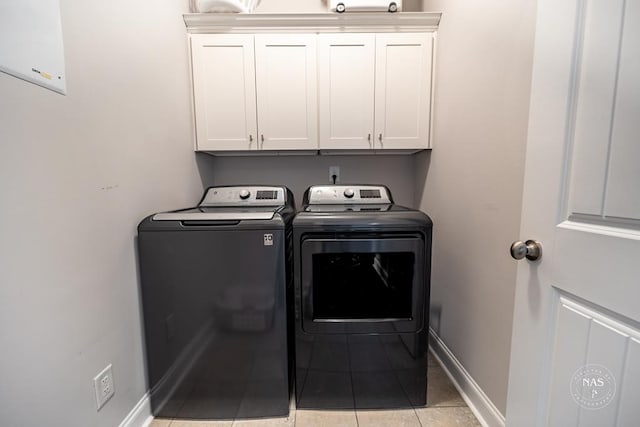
[293,184,432,409]
[137,186,295,420]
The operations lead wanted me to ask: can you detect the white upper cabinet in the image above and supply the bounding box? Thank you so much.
[374,33,433,150]
[255,34,318,151]
[318,32,434,151]
[318,34,376,150]
[191,34,257,151]
[190,34,317,152]
[185,13,440,154]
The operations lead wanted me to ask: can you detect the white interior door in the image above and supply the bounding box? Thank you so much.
[506,0,640,426]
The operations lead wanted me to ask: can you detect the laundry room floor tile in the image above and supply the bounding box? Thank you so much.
[427,365,467,407]
[414,406,482,427]
[151,350,481,427]
[428,350,439,367]
[148,418,172,427]
[170,419,233,427]
[294,409,357,427]
[232,413,295,427]
[356,408,421,427]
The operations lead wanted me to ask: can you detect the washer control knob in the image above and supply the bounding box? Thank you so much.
[344,188,355,198]
[239,189,251,200]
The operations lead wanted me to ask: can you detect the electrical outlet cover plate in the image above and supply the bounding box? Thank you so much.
[93,364,115,410]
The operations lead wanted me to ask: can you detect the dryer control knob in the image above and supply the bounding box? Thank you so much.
[344,188,355,198]
[239,189,251,200]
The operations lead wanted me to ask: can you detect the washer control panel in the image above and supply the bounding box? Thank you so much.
[200,186,286,206]
[306,185,392,204]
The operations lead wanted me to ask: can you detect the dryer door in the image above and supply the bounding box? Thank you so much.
[300,235,426,334]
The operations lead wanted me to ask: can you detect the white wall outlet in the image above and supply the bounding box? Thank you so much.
[93,364,115,410]
[329,166,340,184]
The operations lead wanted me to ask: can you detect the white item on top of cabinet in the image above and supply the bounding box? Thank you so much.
[191,0,261,13]
[328,0,403,14]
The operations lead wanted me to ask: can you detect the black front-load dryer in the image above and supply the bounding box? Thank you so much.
[293,185,432,410]
[137,186,295,420]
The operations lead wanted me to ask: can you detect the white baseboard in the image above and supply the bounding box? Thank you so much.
[429,328,506,427]
[118,392,152,427]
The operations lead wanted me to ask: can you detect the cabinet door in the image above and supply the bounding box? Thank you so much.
[255,34,318,151]
[190,34,257,151]
[374,33,434,150]
[318,34,375,149]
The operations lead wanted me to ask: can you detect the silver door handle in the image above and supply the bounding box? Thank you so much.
[378,133,383,148]
[510,240,542,261]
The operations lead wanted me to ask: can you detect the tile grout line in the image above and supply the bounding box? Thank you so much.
[413,406,425,427]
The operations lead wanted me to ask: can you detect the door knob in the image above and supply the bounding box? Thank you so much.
[510,240,542,261]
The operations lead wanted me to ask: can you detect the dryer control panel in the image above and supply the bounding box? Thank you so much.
[305,185,392,204]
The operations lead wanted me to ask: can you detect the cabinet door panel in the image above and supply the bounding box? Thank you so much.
[374,33,433,150]
[255,34,318,151]
[318,34,375,149]
[191,34,257,151]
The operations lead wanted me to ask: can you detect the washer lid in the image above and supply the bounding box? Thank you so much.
[152,206,279,221]
[150,185,291,222]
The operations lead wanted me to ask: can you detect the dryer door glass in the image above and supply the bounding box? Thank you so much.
[312,251,414,320]
[300,235,425,334]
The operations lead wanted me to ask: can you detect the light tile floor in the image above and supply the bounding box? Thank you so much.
[150,352,481,427]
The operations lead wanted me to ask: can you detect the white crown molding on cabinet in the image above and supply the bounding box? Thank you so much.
[184,12,441,34]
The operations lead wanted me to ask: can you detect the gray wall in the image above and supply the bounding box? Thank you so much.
[199,154,416,207]
[0,0,202,426]
[416,0,536,416]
